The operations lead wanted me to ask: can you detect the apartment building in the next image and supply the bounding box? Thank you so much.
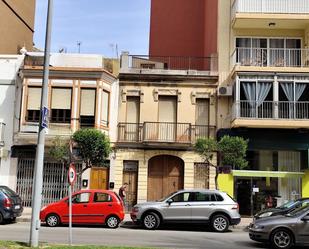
[0,0,36,54]
[11,52,118,207]
[112,52,218,209]
[217,0,309,215]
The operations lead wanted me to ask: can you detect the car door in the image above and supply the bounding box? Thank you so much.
[190,192,219,221]
[296,211,309,244]
[161,192,192,222]
[71,192,92,223]
[89,192,114,223]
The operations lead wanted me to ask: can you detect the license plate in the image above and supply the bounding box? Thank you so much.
[14,205,20,209]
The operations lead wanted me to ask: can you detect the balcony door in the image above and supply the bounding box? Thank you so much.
[158,96,177,142]
[195,99,209,140]
[126,96,140,142]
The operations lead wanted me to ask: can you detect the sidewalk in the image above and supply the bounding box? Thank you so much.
[17,207,252,229]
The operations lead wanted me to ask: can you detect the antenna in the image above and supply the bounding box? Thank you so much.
[77,41,82,53]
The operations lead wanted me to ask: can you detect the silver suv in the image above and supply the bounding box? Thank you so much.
[130,189,241,232]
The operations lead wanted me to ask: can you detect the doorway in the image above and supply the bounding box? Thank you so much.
[122,161,138,211]
[147,155,184,201]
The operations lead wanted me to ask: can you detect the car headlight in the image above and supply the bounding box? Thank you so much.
[259,212,273,218]
[252,224,264,229]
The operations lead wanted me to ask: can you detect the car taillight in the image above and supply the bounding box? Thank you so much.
[4,197,12,209]
[232,203,239,210]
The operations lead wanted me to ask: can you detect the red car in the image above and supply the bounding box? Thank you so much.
[40,189,124,228]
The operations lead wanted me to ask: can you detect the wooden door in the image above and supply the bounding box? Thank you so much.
[123,171,138,211]
[148,155,184,201]
[90,168,109,189]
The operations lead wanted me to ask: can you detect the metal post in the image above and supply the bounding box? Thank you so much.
[29,0,53,247]
[69,185,72,245]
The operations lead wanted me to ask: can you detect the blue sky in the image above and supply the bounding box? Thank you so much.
[34,0,151,57]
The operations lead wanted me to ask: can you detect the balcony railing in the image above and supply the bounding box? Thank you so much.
[233,101,309,120]
[232,0,309,17]
[117,122,216,144]
[232,48,309,68]
[127,55,218,72]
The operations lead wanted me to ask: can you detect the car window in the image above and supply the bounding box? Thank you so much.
[171,192,190,202]
[72,193,90,204]
[286,205,309,217]
[215,194,224,201]
[0,186,18,197]
[194,192,222,202]
[93,193,112,202]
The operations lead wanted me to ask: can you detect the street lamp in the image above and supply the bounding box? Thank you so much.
[29,0,53,247]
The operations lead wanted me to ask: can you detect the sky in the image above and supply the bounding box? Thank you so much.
[34,0,151,57]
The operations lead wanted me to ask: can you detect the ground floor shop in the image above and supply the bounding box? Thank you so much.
[110,148,216,210]
[218,128,309,216]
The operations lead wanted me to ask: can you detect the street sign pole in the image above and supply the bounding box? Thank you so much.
[68,164,76,246]
[68,184,72,246]
[29,0,53,247]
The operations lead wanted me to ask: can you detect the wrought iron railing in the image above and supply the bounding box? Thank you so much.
[233,101,309,120]
[117,122,215,144]
[232,48,309,68]
[128,55,217,71]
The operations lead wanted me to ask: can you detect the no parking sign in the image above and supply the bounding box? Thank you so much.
[68,163,76,186]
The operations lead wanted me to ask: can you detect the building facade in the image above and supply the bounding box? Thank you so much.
[111,52,218,210]
[0,0,35,54]
[217,0,309,215]
[10,53,118,207]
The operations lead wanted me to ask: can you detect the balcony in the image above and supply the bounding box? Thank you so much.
[232,101,309,128]
[231,0,309,29]
[117,122,216,147]
[120,53,218,75]
[232,48,309,68]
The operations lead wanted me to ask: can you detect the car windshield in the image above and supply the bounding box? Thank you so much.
[279,200,297,209]
[0,186,18,197]
[285,205,309,217]
[158,192,177,202]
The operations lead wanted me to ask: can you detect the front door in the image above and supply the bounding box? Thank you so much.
[123,161,138,211]
[71,192,92,223]
[148,155,184,201]
[90,168,109,189]
[162,192,192,221]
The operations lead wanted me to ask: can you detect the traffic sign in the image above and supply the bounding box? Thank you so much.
[41,106,49,129]
[68,163,76,186]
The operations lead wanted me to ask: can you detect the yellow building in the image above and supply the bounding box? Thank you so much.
[112,52,218,209]
[217,0,309,216]
[0,0,35,54]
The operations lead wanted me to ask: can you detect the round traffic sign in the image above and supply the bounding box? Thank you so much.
[68,163,76,185]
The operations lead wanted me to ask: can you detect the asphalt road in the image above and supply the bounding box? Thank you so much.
[0,222,267,249]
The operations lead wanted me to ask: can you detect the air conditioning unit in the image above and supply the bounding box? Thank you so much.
[217,86,233,96]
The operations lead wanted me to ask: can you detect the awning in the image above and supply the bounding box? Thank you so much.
[232,170,304,178]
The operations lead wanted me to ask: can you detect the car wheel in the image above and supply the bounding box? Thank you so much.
[143,212,160,230]
[211,214,229,232]
[46,214,60,227]
[106,216,120,229]
[0,213,3,225]
[271,229,293,249]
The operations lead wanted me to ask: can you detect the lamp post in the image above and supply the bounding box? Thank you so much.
[29,0,53,247]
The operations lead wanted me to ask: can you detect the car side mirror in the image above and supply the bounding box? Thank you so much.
[167,199,173,205]
[302,215,309,222]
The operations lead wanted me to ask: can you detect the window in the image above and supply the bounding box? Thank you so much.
[51,88,72,123]
[93,193,112,202]
[26,87,41,122]
[72,192,90,204]
[102,91,109,126]
[80,88,96,128]
[193,192,223,202]
[171,192,190,202]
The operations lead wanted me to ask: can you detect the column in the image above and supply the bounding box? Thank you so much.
[273,75,279,119]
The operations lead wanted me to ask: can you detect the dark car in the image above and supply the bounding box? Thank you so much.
[0,186,23,224]
[254,198,309,219]
[249,205,309,249]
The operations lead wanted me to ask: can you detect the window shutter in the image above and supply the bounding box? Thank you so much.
[80,89,96,116]
[27,87,41,110]
[51,88,72,109]
[126,96,140,123]
[102,91,109,125]
[158,96,177,122]
[195,99,209,125]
